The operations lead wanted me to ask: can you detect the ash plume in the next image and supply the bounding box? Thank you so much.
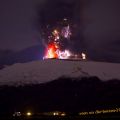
[37,0,87,54]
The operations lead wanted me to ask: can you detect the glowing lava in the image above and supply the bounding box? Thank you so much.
[43,18,87,60]
[44,42,72,59]
[44,43,58,59]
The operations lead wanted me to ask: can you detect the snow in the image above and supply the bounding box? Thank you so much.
[0,59,120,86]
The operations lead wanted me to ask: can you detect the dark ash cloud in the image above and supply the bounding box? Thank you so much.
[37,0,120,62]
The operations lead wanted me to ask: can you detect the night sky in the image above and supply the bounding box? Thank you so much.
[0,0,120,62]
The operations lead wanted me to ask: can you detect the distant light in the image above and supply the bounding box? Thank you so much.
[53,112,59,116]
[13,112,21,117]
[61,113,66,116]
[53,29,59,36]
[63,18,67,21]
[27,112,32,116]
[56,36,60,40]
[82,53,86,60]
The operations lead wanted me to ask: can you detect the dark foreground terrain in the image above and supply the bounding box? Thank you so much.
[0,76,120,119]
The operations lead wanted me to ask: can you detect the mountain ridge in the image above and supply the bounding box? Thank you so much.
[0,59,120,86]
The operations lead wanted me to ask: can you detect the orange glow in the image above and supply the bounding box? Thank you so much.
[43,25,87,60]
[45,43,58,59]
[53,29,58,34]
[26,112,32,116]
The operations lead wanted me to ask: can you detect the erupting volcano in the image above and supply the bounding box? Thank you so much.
[43,19,86,60]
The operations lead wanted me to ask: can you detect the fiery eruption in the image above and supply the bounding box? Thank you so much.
[43,19,86,60]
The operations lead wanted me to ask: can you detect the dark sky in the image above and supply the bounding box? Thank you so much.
[0,0,120,62]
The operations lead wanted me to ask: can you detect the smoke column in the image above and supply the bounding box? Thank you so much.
[38,0,86,60]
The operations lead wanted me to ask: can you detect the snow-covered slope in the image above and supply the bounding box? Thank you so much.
[0,59,120,86]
